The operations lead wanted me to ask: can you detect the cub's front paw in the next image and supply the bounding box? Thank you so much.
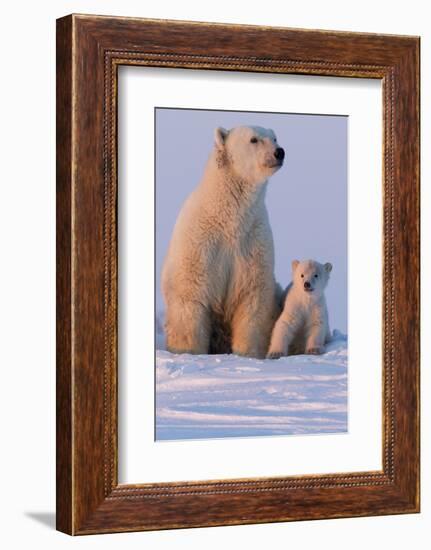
[266,351,283,360]
[306,346,324,355]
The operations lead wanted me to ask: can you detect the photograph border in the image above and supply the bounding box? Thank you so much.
[56,14,420,534]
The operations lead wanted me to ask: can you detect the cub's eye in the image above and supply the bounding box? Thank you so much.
[314,274,318,278]
[250,137,258,143]
[301,274,304,278]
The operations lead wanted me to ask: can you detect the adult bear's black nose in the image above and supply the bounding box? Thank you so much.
[274,147,285,161]
[304,281,311,289]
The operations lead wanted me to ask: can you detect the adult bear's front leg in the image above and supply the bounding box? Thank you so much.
[231,294,276,359]
[164,300,211,355]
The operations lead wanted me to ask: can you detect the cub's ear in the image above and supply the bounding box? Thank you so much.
[292,259,299,272]
[214,127,228,148]
[324,262,333,273]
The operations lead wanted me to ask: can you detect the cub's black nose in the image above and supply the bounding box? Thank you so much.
[304,281,311,289]
[274,147,285,161]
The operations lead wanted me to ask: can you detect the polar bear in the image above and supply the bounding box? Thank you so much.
[161,125,285,358]
[267,259,332,359]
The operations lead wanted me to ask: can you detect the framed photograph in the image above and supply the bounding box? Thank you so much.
[56,14,420,535]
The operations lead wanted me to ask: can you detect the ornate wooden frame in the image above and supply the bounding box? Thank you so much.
[56,14,420,535]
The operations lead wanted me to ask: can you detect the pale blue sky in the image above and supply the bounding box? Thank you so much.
[155,108,348,333]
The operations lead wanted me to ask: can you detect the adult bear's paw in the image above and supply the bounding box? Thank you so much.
[266,351,283,360]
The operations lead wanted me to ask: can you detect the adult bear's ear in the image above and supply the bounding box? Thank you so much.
[292,259,299,272]
[214,127,228,148]
[324,262,333,273]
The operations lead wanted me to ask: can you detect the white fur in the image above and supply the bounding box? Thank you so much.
[267,259,332,358]
[162,126,284,358]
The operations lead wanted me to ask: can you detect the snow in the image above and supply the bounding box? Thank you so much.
[155,319,348,441]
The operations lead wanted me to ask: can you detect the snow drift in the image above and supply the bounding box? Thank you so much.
[155,316,347,441]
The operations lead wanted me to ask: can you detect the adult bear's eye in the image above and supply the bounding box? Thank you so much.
[250,137,258,143]
[301,274,304,278]
[314,274,318,278]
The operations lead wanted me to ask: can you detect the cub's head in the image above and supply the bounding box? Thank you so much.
[291,259,332,297]
[214,126,285,185]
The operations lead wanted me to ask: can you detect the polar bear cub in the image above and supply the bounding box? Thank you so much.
[267,259,332,359]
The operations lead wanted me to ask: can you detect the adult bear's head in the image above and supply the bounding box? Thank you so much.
[214,126,285,186]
